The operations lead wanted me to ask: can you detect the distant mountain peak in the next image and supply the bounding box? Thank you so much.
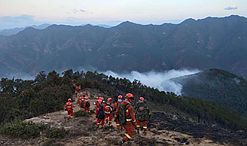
[117,21,139,26]
[181,18,196,24]
[18,27,38,34]
[82,24,95,28]
[228,15,245,19]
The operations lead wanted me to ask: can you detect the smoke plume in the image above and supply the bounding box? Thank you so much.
[104,69,200,95]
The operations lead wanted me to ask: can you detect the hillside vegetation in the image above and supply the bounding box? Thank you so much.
[173,69,247,116]
[0,69,246,130]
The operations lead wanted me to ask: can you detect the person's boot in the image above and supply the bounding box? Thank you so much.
[137,128,140,134]
[118,139,125,145]
[143,130,147,135]
[143,129,147,135]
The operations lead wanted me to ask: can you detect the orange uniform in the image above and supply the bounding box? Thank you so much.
[135,97,149,134]
[84,96,90,112]
[65,99,74,119]
[96,100,105,128]
[114,96,123,129]
[121,99,136,141]
[77,96,83,106]
[74,84,81,95]
[104,98,113,127]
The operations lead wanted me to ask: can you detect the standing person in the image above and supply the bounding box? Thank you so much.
[135,97,150,135]
[84,96,90,113]
[104,98,113,127]
[94,97,100,123]
[77,95,82,107]
[114,95,123,129]
[74,83,81,96]
[64,98,74,119]
[118,93,136,143]
[78,95,85,110]
[96,99,105,128]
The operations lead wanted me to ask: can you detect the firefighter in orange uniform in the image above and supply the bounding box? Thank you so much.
[64,98,74,119]
[114,95,123,129]
[119,93,136,143]
[96,99,105,128]
[135,97,150,135]
[94,97,100,123]
[74,83,81,95]
[77,95,82,107]
[84,96,90,113]
[104,98,113,127]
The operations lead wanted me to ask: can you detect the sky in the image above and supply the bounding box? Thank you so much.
[0,0,247,29]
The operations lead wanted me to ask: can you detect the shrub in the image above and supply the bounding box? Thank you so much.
[45,127,67,139]
[0,121,47,139]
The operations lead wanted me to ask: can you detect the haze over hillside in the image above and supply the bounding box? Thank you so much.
[0,15,247,78]
[173,69,247,116]
[104,69,200,95]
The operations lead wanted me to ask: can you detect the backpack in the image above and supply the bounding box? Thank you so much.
[118,103,128,125]
[80,100,84,108]
[85,101,90,108]
[97,104,105,119]
[135,102,150,121]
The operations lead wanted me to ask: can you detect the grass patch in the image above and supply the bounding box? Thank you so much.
[0,121,68,139]
[45,127,67,139]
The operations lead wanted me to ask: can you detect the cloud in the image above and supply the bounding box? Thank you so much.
[224,6,238,11]
[80,9,86,13]
[72,9,86,14]
[104,69,200,95]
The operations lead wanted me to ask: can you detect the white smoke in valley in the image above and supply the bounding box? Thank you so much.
[104,69,200,95]
[1,68,200,95]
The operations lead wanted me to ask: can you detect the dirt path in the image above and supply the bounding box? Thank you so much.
[0,90,230,146]
[22,101,227,146]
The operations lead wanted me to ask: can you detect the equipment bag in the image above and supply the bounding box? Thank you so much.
[118,103,128,125]
[97,104,105,119]
[136,102,150,121]
[85,101,90,108]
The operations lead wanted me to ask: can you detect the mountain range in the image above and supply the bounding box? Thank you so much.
[0,15,247,78]
[0,24,50,36]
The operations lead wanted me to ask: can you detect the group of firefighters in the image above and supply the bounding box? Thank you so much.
[64,84,150,144]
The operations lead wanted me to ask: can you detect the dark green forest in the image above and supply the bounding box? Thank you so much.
[0,70,246,130]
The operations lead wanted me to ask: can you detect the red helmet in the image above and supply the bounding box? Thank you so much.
[98,99,103,104]
[125,93,134,99]
[139,97,144,101]
[107,98,112,103]
[68,98,72,102]
[118,95,123,99]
